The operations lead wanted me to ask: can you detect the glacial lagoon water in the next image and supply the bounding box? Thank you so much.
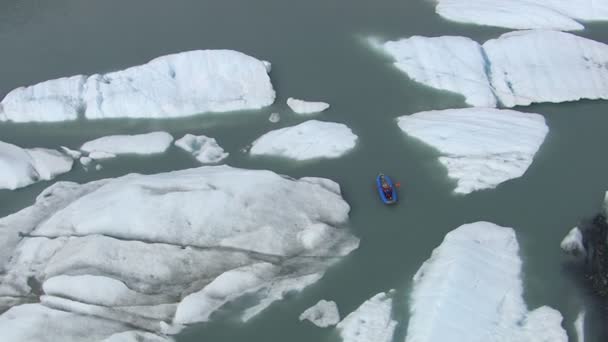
[1,0,608,340]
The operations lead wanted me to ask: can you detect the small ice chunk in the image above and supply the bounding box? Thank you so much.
[81,132,174,156]
[174,134,228,164]
[397,108,547,194]
[336,292,396,342]
[560,227,586,257]
[250,120,358,160]
[60,146,82,159]
[575,310,585,342]
[299,300,340,327]
[405,221,567,342]
[80,156,93,166]
[268,112,280,123]
[89,151,117,160]
[287,98,330,114]
[95,164,103,171]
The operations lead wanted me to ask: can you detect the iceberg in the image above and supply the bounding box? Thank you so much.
[0,50,275,122]
[405,221,567,342]
[380,30,608,108]
[0,166,358,339]
[250,120,358,160]
[336,291,396,342]
[81,132,174,156]
[435,0,608,31]
[560,227,586,257]
[0,141,73,190]
[382,36,496,107]
[299,300,340,328]
[397,108,548,194]
[174,134,228,164]
[287,98,330,114]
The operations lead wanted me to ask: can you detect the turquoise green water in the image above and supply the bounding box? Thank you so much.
[1,0,608,341]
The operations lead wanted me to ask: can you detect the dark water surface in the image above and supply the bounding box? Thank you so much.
[1,0,608,341]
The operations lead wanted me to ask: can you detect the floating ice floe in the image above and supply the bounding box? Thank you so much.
[575,310,585,342]
[0,141,73,190]
[0,50,275,122]
[287,97,330,114]
[435,0,608,31]
[299,300,340,328]
[268,112,280,123]
[336,291,397,342]
[560,227,586,257]
[174,134,228,164]
[397,108,548,194]
[406,221,567,342]
[81,132,174,157]
[0,166,358,339]
[380,30,608,107]
[250,120,358,160]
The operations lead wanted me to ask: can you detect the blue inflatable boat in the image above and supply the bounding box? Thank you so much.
[377,173,398,204]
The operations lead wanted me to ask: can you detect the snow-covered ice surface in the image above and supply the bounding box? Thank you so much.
[250,120,358,160]
[0,141,73,190]
[560,227,586,257]
[174,134,228,164]
[379,30,608,108]
[81,132,174,156]
[435,0,608,31]
[299,300,340,327]
[0,50,275,122]
[0,166,358,339]
[397,108,548,194]
[336,291,396,342]
[381,36,496,107]
[405,222,567,342]
[575,310,585,342]
[287,98,330,114]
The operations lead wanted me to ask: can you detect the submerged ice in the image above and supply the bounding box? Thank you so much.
[380,30,608,108]
[0,50,275,122]
[0,166,359,340]
[406,222,567,342]
[397,108,548,194]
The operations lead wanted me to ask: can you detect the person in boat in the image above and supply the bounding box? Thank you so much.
[381,180,393,200]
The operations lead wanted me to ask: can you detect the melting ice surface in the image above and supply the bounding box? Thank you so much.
[380,30,608,108]
[0,50,275,122]
[397,108,548,194]
[406,222,567,342]
[0,166,359,341]
[250,120,358,161]
[0,141,73,190]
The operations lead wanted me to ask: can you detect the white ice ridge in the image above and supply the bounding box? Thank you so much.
[174,134,228,164]
[397,108,548,194]
[0,50,275,122]
[379,30,608,108]
[0,140,73,190]
[0,166,359,339]
[81,132,174,156]
[575,310,585,342]
[435,0,608,31]
[287,97,330,114]
[406,222,567,342]
[336,291,397,342]
[299,300,340,327]
[250,120,358,161]
[560,227,586,257]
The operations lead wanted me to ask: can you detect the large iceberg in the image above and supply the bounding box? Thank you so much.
[405,221,567,342]
[435,0,608,31]
[380,30,608,108]
[0,166,358,340]
[0,50,275,122]
[250,120,358,160]
[81,132,174,156]
[336,291,397,342]
[397,108,548,194]
[0,141,73,190]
